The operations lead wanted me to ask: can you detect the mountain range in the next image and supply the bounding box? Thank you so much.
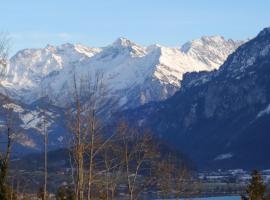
[2,36,243,108]
[119,27,270,170]
[0,35,244,154]
[2,29,269,171]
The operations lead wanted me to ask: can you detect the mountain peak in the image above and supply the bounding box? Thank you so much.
[257,27,270,37]
[59,43,75,49]
[4,34,244,106]
[44,43,76,53]
[181,35,231,53]
[201,35,225,41]
[112,37,136,47]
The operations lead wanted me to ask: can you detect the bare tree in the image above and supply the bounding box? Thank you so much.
[40,102,49,200]
[0,33,17,200]
[99,137,123,200]
[0,107,15,200]
[0,32,10,85]
[66,74,86,200]
[156,153,191,199]
[66,72,115,200]
[83,72,106,200]
[116,121,157,200]
[44,119,48,200]
[0,33,10,200]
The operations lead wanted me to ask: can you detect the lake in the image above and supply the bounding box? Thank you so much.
[181,196,241,200]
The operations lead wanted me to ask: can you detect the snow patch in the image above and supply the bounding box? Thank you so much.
[261,45,270,56]
[15,133,36,148]
[214,153,233,161]
[58,136,64,143]
[257,104,270,118]
[2,103,24,113]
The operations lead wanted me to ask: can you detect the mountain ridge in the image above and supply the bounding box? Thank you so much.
[118,28,270,170]
[2,36,244,109]
[0,35,246,154]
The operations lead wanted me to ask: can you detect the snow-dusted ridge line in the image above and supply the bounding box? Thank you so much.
[214,153,233,161]
[257,104,270,118]
[2,36,245,108]
[2,103,54,132]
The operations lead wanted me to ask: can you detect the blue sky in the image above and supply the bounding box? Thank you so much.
[1,0,270,54]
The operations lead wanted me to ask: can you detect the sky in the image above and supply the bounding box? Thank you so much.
[1,0,270,55]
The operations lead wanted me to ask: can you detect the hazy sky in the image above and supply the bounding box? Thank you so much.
[1,0,270,54]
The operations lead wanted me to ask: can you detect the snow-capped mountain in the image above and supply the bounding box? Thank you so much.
[2,36,244,108]
[118,27,270,170]
[0,94,67,153]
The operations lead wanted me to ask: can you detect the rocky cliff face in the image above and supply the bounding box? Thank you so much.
[0,94,67,153]
[119,28,270,170]
[0,35,245,154]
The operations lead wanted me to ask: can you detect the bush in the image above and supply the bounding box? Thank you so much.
[56,185,75,200]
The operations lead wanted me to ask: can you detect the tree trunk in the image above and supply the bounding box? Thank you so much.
[87,116,95,200]
[44,115,48,200]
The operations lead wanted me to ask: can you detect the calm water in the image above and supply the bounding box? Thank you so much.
[157,195,241,200]
[181,196,240,200]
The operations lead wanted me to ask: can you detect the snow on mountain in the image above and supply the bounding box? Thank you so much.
[2,36,244,108]
[257,104,270,118]
[214,153,233,161]
[181,36,243,69]
[118,27,270,169]
[2,102,53,132]
[0,95,66,151]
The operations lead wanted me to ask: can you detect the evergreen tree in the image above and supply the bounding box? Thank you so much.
[242,170,267,200]
[56,185,75,200]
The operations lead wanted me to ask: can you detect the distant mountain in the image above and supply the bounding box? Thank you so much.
[2,36,243,109]
[119,27,270,170]
[0,94,66,153]
[0,35,244,154]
